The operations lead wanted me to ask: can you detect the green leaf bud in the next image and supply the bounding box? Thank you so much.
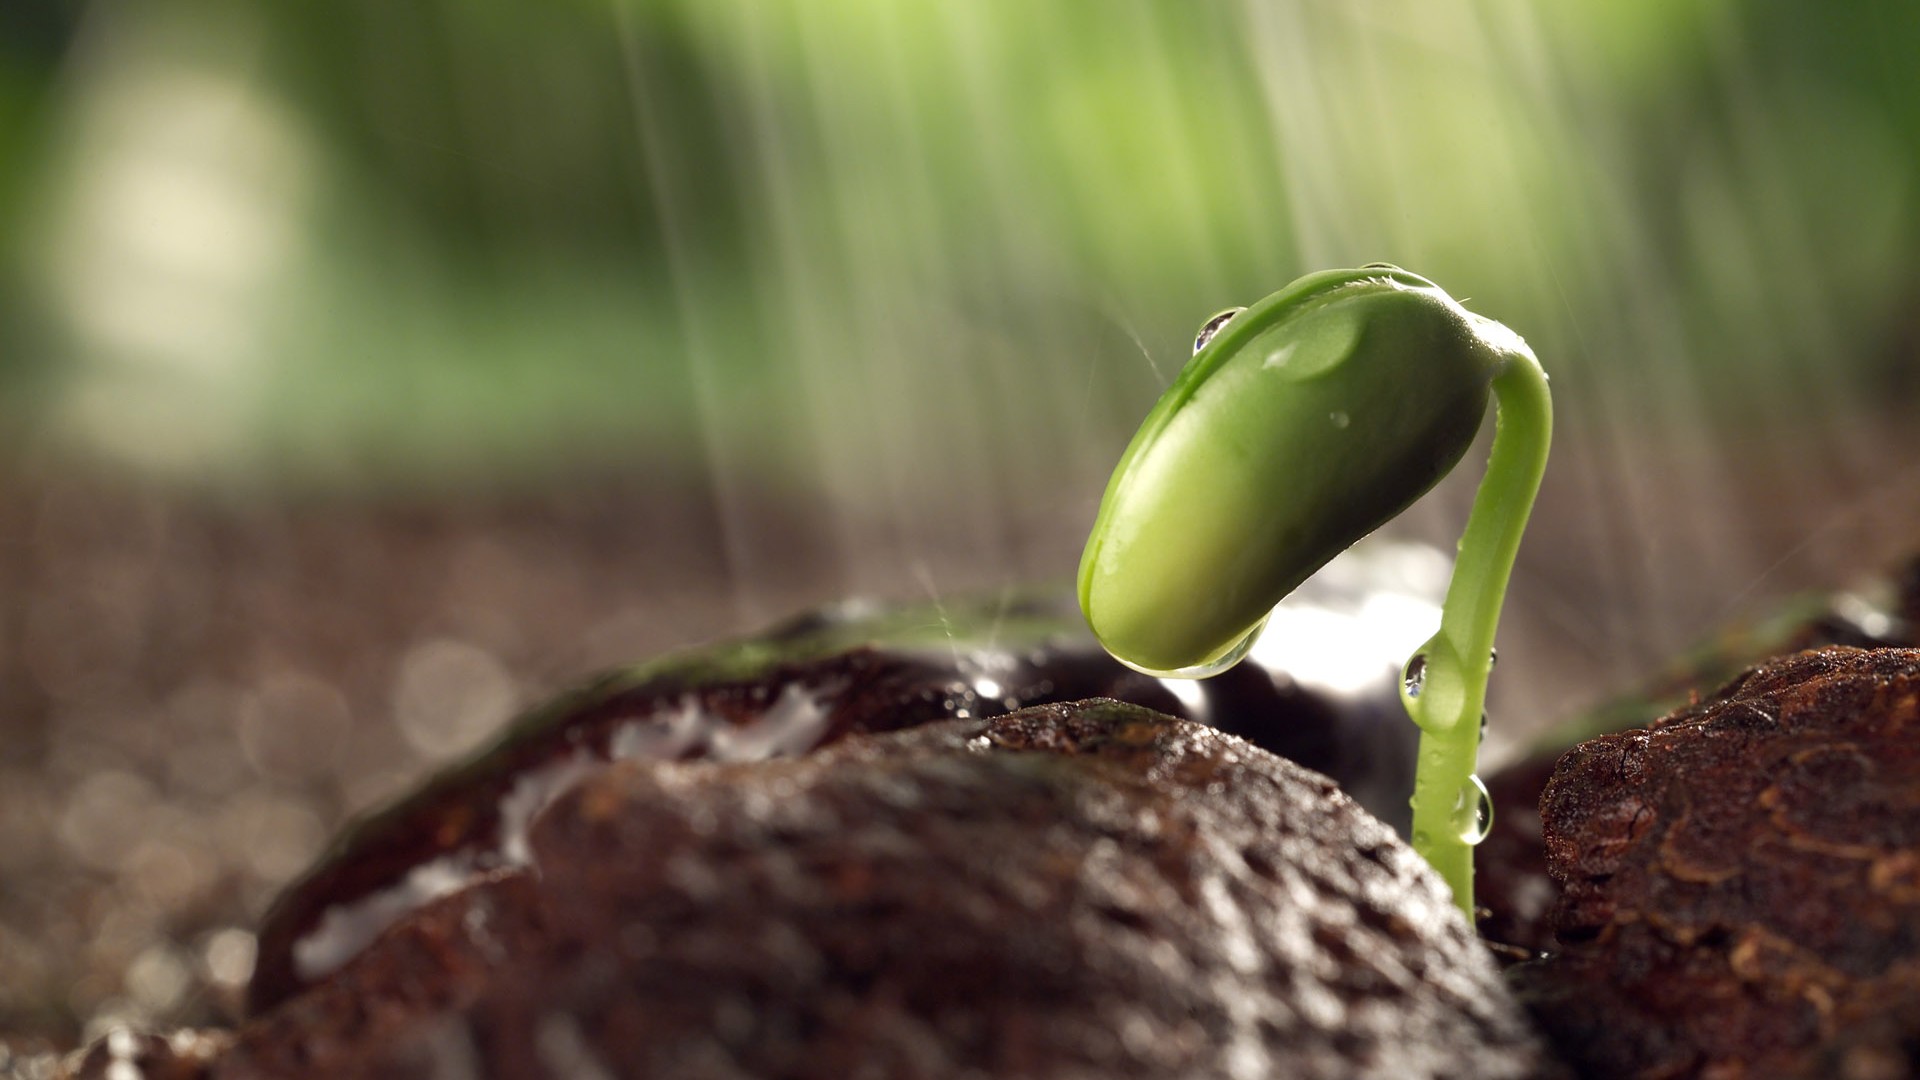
[1077,266,1518,677]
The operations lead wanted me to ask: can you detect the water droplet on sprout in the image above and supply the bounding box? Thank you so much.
[1126,617,1267,680]
[1488,647,1498,669]
[1329,410,1350,429]
[1402,653,1427,699]
[1452,775,1493,846]
[1192,307,1247,354]
[1180,618,1266,679]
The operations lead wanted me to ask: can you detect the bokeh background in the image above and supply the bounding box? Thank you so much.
[3,0,1919,1051]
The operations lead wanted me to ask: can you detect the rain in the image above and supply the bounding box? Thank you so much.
[1,0,1917,1055]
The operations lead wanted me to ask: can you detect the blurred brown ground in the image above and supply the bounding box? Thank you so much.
[0,454,862,1048]
[5,413,1920,1052]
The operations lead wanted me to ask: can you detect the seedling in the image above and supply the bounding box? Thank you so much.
[1078,265,1551,918]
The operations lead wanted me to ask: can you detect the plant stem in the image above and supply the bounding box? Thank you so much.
[1405,339,1552,920]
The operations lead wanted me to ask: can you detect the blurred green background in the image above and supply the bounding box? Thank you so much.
[3,0,1920,1045]
[6,1,1919,645]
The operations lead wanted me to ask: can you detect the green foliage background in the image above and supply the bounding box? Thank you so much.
[2,0,1917,548]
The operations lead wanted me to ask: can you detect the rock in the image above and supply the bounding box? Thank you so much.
[73,701,1550,1079]
[57,1029,229,1080]
[249,585,1422,1014]
[1475,571,1918,956]
[1513,647,1920,1078]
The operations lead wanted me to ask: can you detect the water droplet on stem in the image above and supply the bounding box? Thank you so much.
[1452,775,1493,846]
[1403,653,1427,699]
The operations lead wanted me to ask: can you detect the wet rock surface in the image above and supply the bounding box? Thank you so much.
[63,701,1552,1080]
[1512,647,1920,1078]
[1476,574,1919,956]
[247,590,1419,1014]
[0,461,1456,1056]
[56,1029,230,1080]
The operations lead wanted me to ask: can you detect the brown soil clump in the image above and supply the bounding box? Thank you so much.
[1514,647,1920,1078]
[1476,578,1917,957]
[65,701,1551,1079]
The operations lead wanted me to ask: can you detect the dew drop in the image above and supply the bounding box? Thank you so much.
[1488,647,1498,669]
[1192,307,1247,355]
[1452,775,1493,846]
[1119,617,1267,680]
[1328,410,1350,429]
[1178,618,1267,678]
[1479,710,1489,740]
[1402,653,1427,699]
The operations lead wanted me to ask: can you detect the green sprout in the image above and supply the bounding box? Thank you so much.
[1078,265,1551,918]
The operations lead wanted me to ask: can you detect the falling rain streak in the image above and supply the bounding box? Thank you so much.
[8,0,1920,1050]
[581,0,1910,740]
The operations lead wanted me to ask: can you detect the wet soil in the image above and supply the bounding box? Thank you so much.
[1475,562,1919,956]
[63,701,1553,1079]
[11,455,1920,1078]
[0,461,831,1049]
[1515,647,1920,1078]
[0,459,1424,1057]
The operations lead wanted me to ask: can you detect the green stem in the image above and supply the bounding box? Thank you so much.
[1405,338,1552,920]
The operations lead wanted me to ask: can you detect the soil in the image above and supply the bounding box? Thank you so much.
[1514,647,1920,1078]
[10,458,1920,1078]
[61,701,1553,1079]
[243,603,1414,1016]
[0,458,1430,1057]
[1474,569,1917,957]
[0,460,822,1051]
